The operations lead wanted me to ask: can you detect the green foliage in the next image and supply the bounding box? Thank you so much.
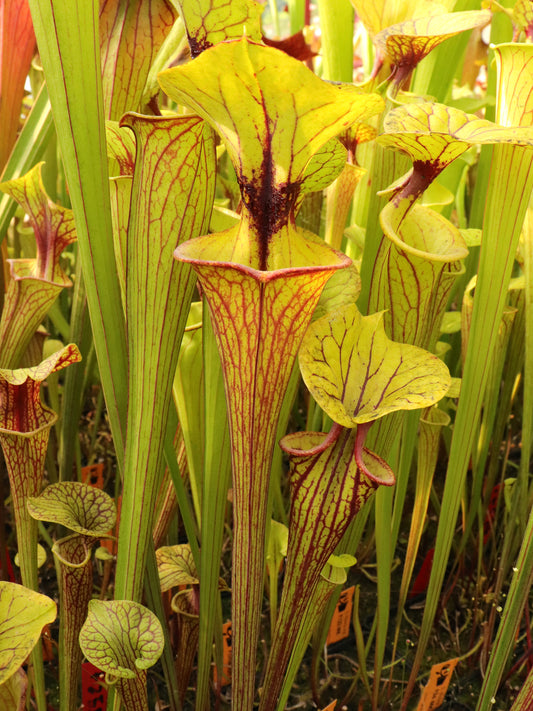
[2,2,533,711]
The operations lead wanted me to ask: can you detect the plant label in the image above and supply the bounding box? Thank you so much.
[213,620,232,687]
[327,586,355,645]
[417,658,459,711]
[81,462,105,489]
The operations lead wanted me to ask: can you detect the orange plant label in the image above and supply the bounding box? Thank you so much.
[213,620,232,687]
[81,462,105,489]
[327,586,355,645]
[417,658,459,711]
[320,701,337,711]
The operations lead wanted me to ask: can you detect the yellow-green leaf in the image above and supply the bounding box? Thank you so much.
[378,101,533,174]
[156,544,198,592]
[299,304,451,427]
[99,0,177,119]
[374,202,468,348]
[0,667,26,710]
[340,122,379,155]
[0,344,81,432]
[261,426,394,707]
[324,163,367,250]
[174,245,350,707]
[27,482,116,537]
[321,553,357,586]
[312,265,362,323]
[266,520,289,575]
[109,176,132,308]
[175,0,263,56]
[0,582,56,685]
[106,121,136,177]
[14,544,46,569]
[173,301,204,520]
[0,343,80,392]
[375,11,491,77]
[0,163,76,284]
[350,0,448,36]
[79,599,164,678]
[114,113,215,602]
[299,139,347,200]
[159,38,384,212]
[0,345,82,593]
[513,0,533,38]
[440,311,462,334]
[52,533,92,569]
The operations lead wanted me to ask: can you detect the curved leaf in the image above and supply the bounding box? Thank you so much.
[373,202,468,349]
[339,121,378,155]
[266,520,288,576]
[0,667,26,710]
[79,599,164,678]
[312,265,362,323]
[99,0,177,119]
[169,588,200,702]
[375,11,491,77]
[156,544,198,591]
[0,344,81,433]
[0,345,82,593]
[162,33,378,711]
[0,162,77,367]
[378,101,533,179]
[513,0,533,38]
[13,544,47,569]
[175,0,263,56]
[52,532,92,568]
[0,582,56,685]
[177,219,347,273]
[109,176,132,307]
[321,553,357,586]
[27,482,116,537]
[106,121,136,177]
[259,426,393,711]
[114,113,215,602]
[51,533,94,711]
[299,139,347,198]
[159,38,384,233]
[173,250,350,708]
[0,163,76,283]
[349,0,447,36]
[324,163,367,250]
[299,303,451,427]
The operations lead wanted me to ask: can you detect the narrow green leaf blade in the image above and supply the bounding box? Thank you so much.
[28,0,128,454]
